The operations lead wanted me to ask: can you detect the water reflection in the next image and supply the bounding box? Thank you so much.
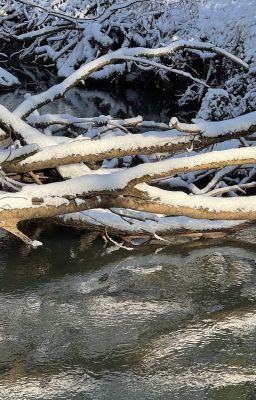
[0,65,254,399]
[0,227,255,399]
[0,84,193,123]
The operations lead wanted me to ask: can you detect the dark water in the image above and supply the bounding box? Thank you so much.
[0,85,255,399]
[3,62,194,123]
[0,84,193,123]
[0,226,256,400]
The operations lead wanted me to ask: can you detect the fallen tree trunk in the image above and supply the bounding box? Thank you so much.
[2,105,256,173]
[57,211,250,241]
[0,41,254,247]
[0,145,256,246]
[1,153,256,246]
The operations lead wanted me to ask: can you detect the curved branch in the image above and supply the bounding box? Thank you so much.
[14,40,249,118]
[170,117,201,134]
[116,55,208,86]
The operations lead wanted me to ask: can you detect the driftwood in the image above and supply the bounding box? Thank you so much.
[0,40,254,247]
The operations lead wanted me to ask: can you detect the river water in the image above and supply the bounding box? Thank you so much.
[0,86,255,399]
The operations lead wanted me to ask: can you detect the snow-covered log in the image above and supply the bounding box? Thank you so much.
[1,145,256,220]
[1,101,256,174]
[5,128,256,173]
[0,1,255,248]
[59,211,249,240]
[0,112,256,245]
[129,184,256,220]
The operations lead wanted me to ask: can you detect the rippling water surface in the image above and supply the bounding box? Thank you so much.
[0,226,256,400]
[0,83,256,399]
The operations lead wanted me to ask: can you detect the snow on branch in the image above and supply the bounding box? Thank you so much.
[0,67,20,88]
[115,55,209,86]
[170,112,256,138]
[0,125,255,245]
[14,0,148,25]
[197,112,256,137]
[133,183,256,220]
[1,145,256,214]
[27,114,143,129]
[14,40,249,118]
[1,105,256,173]
[59,210,248,239]
[0,1,255,247]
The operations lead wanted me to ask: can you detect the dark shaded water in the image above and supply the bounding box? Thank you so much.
[0,84,193,123]
[0,226,256,400]
[0,85,255,399]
